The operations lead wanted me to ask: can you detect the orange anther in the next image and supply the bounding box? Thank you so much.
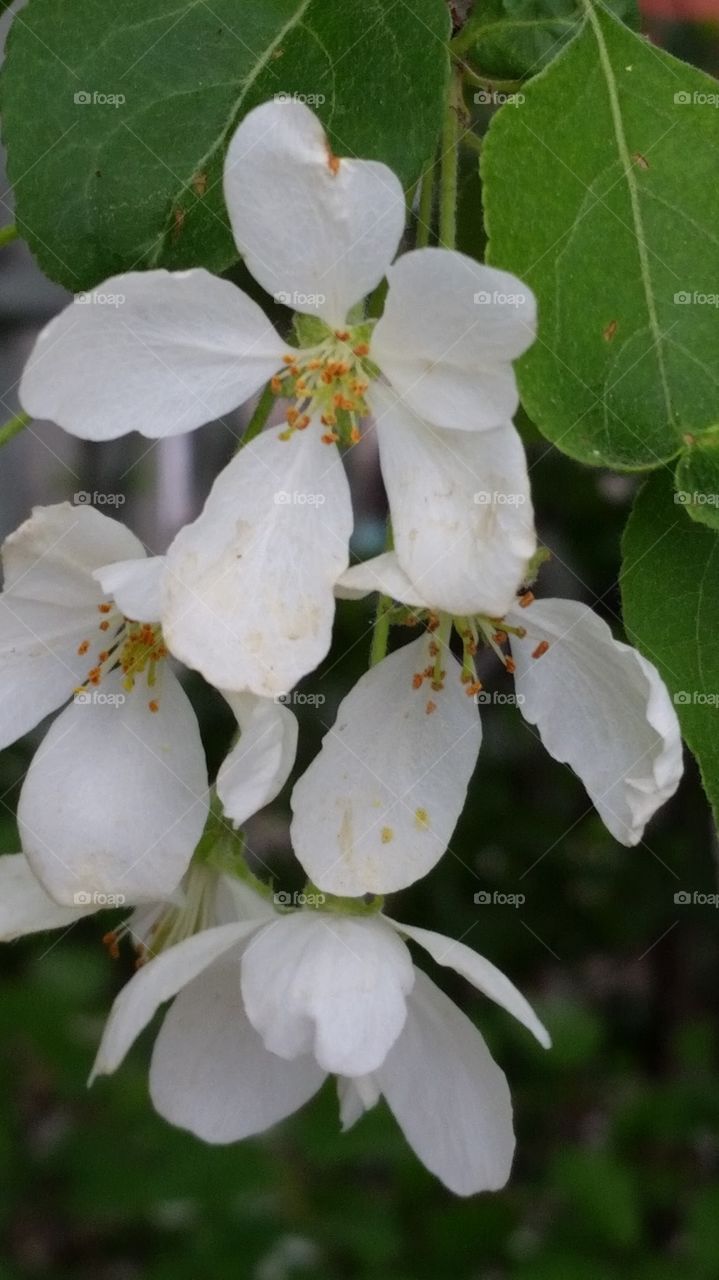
[412,673,424,689]
[426,700,437,715]
[102,931,120,960]
[505,657,516,674]
[271,375,282,395]
[99,620,110,632]
[518,591,535,608]
[532,640,549,659]
[77,640,90,656]
[353,343,369,357]
[148,699,159,713]
[98,603,112,614]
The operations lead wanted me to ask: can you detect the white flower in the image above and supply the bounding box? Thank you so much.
[19,98,536,695]
[0,503,296,905]
[91,903,549,1196]
[291,632,481,896]
[333,555,684,853]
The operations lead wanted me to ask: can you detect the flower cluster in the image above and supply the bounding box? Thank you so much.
[1,100,683,1195]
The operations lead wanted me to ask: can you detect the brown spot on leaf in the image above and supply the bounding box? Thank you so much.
[632,152,649,170]
[192,171,208,197]
[603,319,618,342]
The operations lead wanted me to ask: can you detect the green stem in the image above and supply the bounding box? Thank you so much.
[369,522,394,667]
[416,159,436,248]
[239,381,274,450]
[0,225,18,250]
[439,69,462,250]
[461,130,483,157]
[0,411,30,448]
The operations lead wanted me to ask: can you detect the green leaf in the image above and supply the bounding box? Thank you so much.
[621,470,719,822]
[455,0,637,82]
[482,2,719,470]
[674,428,719,530]
[1,0,449,289]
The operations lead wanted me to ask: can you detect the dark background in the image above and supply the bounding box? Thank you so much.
[1,3,718,1277]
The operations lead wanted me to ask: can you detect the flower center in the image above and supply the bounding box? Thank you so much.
[75,604,168,714]
[271,322,377,448]
[103,863,220,967]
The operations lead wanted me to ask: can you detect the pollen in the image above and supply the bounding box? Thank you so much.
[99,620,110,631]
[77,640,90,656]
[425,699,437,715]
[381,826,394,843]
[414,808,430,830]
[518,591,535,609]
[98,602,112,614]
[532,640,550,659]
[148,699,159,713]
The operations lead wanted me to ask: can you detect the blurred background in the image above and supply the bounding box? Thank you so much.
[1,2,719,1277]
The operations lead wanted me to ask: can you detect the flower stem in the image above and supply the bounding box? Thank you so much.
[439,69,462,251]
[0,411,30,448]
[239,381,274,451]
[0,224,18,250]
[416,159,436,248]
[369,522,394,668]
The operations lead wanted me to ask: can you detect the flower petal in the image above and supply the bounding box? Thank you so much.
[224,100,405,327]
[387,918,550,1048]
[94,557,166,622]
[376,970,515,1195]
[163,425,352,697]
[240,912,414,1076]
[0,503,143,746]
[290,634,481,896]
[0,853,93,941]
[18,667,209,906]
[3,502,144,606]
[337,1074,381,1131]
[217,692,298,827]
[335,551,428,607]
[507,597,684,845]
[372,248,535,430]
[90,921,260,1080]
[150,954,326,1142]
[20,269,284,440]
[372,384,535,616]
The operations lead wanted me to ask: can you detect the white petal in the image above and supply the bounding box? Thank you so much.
[150,954,325,1142]
[240,912,414,1076]
[224,100,405,327]
[0,599,102,749]
[335,551,428,607]
[90,921,260,1080]
[337,1074,381,1131]
[20,269,284,440]
[0,503,142,747]
[376,970,515,1195]
[163,425,352,697]
[387,918,550,1048]
[94,557,165,622]
[0,853,93,941]
[2,502,144,606]
[290,634,481,896]
[372,249,535,431]
[372,384,536,616]
[217,692,298,827]
[18,667,208,906]
[508,598,684,845]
